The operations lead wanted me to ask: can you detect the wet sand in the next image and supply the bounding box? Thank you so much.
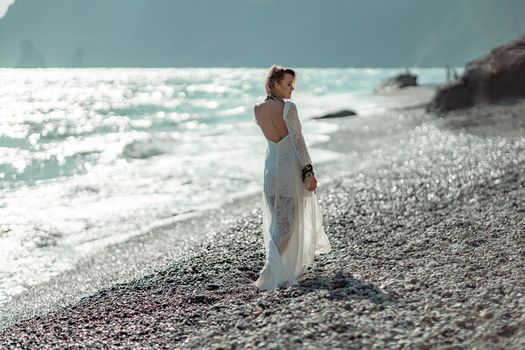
[1,87,524,349]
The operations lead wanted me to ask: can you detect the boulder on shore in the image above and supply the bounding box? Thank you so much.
[313,109,357,119]
[375,71,418,91]
[428,35,525,112]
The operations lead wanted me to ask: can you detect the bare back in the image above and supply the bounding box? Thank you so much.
[254,100,289,143]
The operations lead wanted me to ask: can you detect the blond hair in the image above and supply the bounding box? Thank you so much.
[265,65,296,96]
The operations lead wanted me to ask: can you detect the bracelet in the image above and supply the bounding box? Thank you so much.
[302,164,314,182]
[302,164,313,177]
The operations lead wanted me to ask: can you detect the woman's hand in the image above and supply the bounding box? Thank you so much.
[306,174,317,192]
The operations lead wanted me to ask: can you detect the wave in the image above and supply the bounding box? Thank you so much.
[122,135,177,159]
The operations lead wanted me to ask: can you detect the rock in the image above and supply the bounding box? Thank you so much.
[376,71,418,91]
[329,278,349,289]
[187,294,215,304]
[428,35,525,112]
[427,80,473,112]
[206,283,223,291]
[313,110,357,119]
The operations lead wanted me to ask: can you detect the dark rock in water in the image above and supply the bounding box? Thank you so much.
[376,71,418,91]
[428,35,525,112]
[314,110,357,119]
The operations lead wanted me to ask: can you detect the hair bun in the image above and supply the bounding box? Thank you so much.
[265,65,296,96]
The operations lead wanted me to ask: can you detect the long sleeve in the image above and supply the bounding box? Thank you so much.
[284,102,312,168]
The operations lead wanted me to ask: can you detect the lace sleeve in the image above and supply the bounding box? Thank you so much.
[284,102,312,168]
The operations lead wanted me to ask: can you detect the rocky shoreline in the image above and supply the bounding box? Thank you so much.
[428,35,525,112]
[1,96,524,349]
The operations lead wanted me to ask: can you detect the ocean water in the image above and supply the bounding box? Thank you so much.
[0,67,451,305]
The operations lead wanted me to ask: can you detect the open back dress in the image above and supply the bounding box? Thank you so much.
[253,100,331,290]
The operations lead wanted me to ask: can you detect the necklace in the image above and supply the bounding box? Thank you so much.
[266,94,284,102]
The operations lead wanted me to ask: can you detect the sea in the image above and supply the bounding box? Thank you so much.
[0,67,452,308]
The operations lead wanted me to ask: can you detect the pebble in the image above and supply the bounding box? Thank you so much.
[1,102,524,349]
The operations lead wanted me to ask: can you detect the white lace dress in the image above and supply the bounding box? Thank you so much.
[253,100,331,290]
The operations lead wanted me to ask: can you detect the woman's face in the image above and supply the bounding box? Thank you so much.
[274,73,295,99]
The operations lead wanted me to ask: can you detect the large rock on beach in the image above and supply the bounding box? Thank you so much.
[429,35,525,112]
[375,71,418,91]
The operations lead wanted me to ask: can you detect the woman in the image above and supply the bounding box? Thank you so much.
[252,65,331,290]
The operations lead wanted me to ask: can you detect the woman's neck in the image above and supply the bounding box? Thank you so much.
[266,94,284,102]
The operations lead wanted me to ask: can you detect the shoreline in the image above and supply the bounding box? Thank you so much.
[2,86,524,348]
[0,85,425,330]
[0,188,266,331]
[0,100,342,331]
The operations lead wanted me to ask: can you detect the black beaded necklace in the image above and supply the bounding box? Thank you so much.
[265,94,284,102]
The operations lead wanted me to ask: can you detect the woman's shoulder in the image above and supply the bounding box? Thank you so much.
[253,101,264,115]
[254,100,265,110]
[254,99,285,113]
[254,101,296,120]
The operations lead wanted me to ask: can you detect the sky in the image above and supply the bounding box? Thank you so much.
[0,0,524,68]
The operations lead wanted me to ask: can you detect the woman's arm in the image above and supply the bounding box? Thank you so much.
[284,102,312,168]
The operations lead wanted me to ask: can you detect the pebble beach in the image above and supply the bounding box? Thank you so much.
[1,86,524,349]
